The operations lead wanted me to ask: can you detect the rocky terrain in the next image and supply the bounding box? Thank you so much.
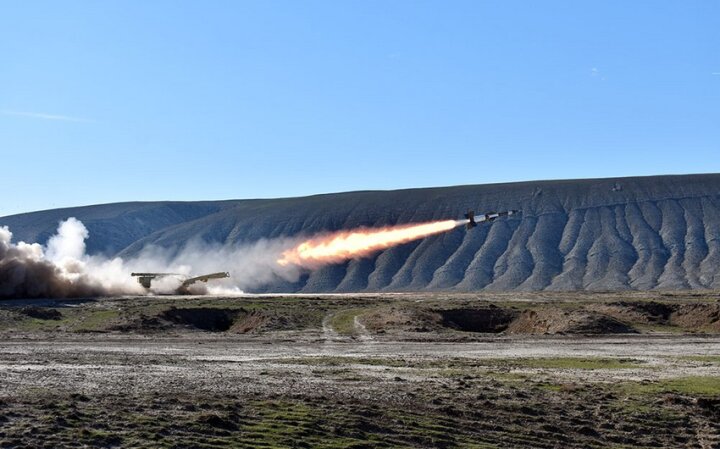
[2,174,720,293]
[1,292,720,448]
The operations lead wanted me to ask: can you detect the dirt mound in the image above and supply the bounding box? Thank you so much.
[670,303,720,331]
[18,307,62,320]
[506,309,636,334]
[363,306,518,334]
[109,307,268,334]
[363,305,635,335]
[109,315,171,333]
[230,312,267,333]
[362,307,444,333]
[592,301,676,324]
[159,307,269,333]
[593,301,720,332]
[436,306,518,333]
[160,307,239,332]
[195,413,239,431]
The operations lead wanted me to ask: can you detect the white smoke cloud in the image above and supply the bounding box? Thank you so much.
[0,217,306,299]
[46,217,88,262]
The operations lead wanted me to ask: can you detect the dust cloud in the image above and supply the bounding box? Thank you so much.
[0,218,303,299]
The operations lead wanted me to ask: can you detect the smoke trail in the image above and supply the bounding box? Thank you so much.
[0,216,465,299]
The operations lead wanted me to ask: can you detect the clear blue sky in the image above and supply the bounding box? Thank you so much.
[1,1,718,216]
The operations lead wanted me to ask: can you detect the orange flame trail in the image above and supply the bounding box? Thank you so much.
[278,219,464,267]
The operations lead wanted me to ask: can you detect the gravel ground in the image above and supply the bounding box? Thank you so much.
[1,294,720,448]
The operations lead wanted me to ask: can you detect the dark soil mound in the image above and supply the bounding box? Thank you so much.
[161,307,240,332]
[605,301,676,323]
[196,413,239,431]
[365,304,636,335]
[507,309,636,334]
[231,312,266,333]
[18,307,62,320]
[108,308,266,334]
[568,314,636,334]
[362,307,444,333]
[437,306,518,333]
[110,315,172,333]
[670,303,720,330]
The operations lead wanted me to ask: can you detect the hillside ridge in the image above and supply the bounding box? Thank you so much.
[2,173,720,292]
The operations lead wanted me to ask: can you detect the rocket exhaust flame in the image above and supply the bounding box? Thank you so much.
[278,219,465,267]
[0,210,517,298]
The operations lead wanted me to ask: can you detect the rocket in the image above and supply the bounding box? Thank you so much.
[464,209,520,229]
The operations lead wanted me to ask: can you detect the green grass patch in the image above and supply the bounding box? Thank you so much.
[12,308,77,332]
[676,355,720,364]
[237,400,397,448]
[534,382,565,392]
[276,355,645,372]
[15,317,58,331]
[11,305,122,333]
[510,357,644,370]
[624,376,720,396]
[73,309,121,331]
[277,355,410,368]
[329,308,366,335]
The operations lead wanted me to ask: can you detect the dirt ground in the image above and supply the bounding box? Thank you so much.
[1,292,720,448]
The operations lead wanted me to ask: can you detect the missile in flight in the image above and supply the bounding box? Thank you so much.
[465,209,520,229]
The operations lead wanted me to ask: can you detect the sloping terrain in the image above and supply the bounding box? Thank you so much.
[0,200,238,255]
[2,173,720,292]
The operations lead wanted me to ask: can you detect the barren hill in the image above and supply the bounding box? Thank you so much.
[2,173,720,292]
